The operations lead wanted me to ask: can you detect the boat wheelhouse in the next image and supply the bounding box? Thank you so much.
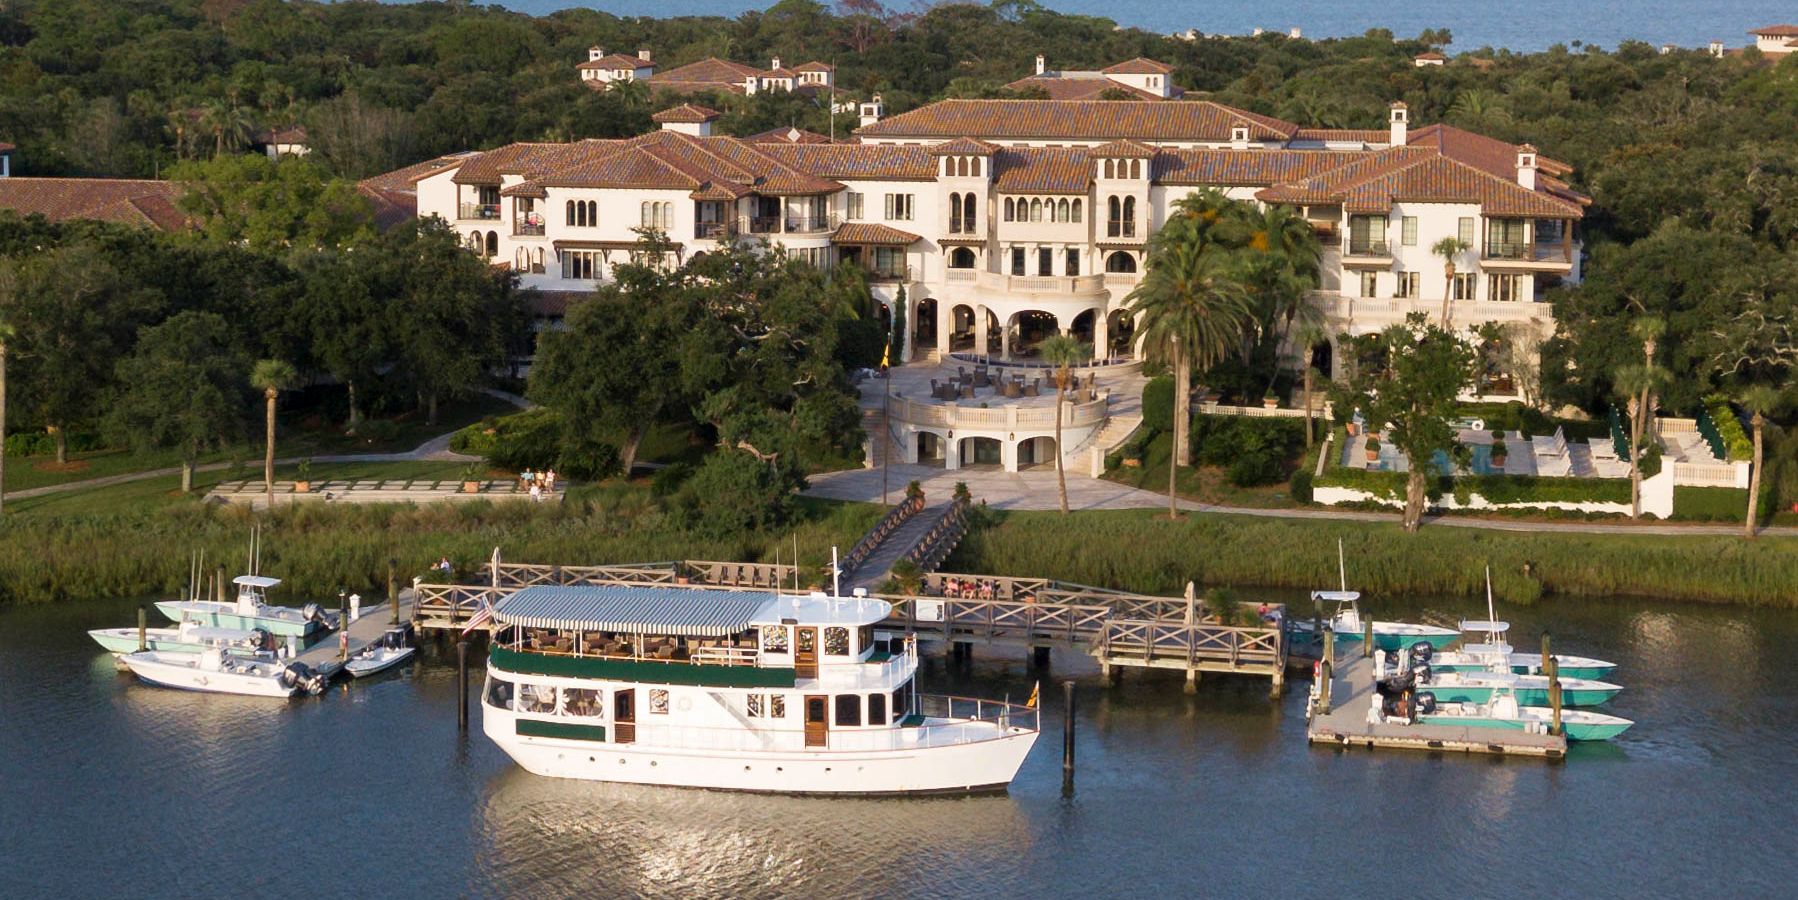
[481,585,1039,794]
[155,575,332,639]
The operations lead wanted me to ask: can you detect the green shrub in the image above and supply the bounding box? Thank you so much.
[476,408,565,471]
[1460,474,1630,505]
[679,451,793,536]
[650,462,694,497]
[1140,376,1175,432]
[1704,396,1753,461]
[1289,468,1313,503]
[1190,415,1305,484]
[1314,465,1407,499]
[1672,485,1749,521]
[4,431,107,456]
[450,418,500,455]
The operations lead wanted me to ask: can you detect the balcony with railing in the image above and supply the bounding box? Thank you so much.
[1341,238,1392,266]
[748,216,781,234]
[1482,240,1575,271]
[514,221,546,237]
[784,213,839,235]
[459,202,500,221]
[695,221,736,240]
[1104,220,1138,240]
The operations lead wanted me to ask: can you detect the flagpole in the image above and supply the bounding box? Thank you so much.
[881,329,892,507]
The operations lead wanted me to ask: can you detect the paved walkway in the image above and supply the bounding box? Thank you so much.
[806,462,1797,537]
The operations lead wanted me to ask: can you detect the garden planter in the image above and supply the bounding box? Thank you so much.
[1262,396,1279,409]
[1365,449,1379,463]
[461,481,483,494]
[294,481,311,493]
[1123,457,1142,468]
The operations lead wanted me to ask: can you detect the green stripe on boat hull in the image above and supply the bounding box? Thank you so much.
[1421,685,1620,707]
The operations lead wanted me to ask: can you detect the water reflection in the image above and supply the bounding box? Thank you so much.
[474,768,1034,897]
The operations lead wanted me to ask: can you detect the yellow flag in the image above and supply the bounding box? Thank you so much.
[1027,681,1040,709]
[880,342,890,370]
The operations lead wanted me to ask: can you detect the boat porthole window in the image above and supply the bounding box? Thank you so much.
[650,761,657,767]
[744,766,751,772]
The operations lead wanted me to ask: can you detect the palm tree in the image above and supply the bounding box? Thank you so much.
[1125,232,1253,518]
[1739,385,1779,538]
[1432,236,1471,325]
[250,359,297,510]
[1292,321,1330,447]
[1038,334,1093,515]
[1613,318,1668,519]
[200,97,254,158]
[1242,203,1324,377]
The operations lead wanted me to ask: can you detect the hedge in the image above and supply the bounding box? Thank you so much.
[4,431,108,457]
[1672,485,1749,522]
[1140,376,1174,432]
[1703,396,1753,461]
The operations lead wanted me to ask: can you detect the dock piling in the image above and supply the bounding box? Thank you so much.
[1061,680,1076,794]
[457,640,470,732]
[338,590,349,661]
[1032,646,1051,669]
[1184,668,1199,694]
[1319,628,1336,714]
[137,604,147,652]
[1362,617,1372,657]
[1540,630,1551,671]
[215,565,227,604]
[1547,654,1562,735]
[388,558,399,625]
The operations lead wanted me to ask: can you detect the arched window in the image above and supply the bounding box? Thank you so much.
[949,192,962,232]
[1107,196,1121,237]
[1030,198,1042,222]
[1130,159,1141,179]
[1057,198,1070,222]
[1104,159,1115,179]
[565,200,575,226]
[1071,199,1083,223]
[962,193,976,229]
[1004,198,1014,221]
[467,231,481,251]
[485,231,498,257]
[949,247,975,269]
[972,157,982,177]
[586,201,598,226]
[515,247,527,269]
[1105,251,1136,273]
[640,202,651,228]
[1122,197,1136,237]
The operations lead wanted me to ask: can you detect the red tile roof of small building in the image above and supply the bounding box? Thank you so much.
[652,103,721,124]
[1088,139,1156,158]
[992,148,1091,193]
[0,177,190,230]
[1256,147,1584,218]
[928,137,1002,156]
[831,222,921,245]
[1750,24,1798,36]
[1101,57,1175,75]
[1003,74,1165,101]
[856,99,1299,142]
[793,61,835,72]
[579,53,650,70]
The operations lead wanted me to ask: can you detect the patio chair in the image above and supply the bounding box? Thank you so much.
[973,369,990,388]
[1003,381,1021,399]
[1023,380,1039,397]
[960,383,975,399]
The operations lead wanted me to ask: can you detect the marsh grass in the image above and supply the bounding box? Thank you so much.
[945,507,1798,607]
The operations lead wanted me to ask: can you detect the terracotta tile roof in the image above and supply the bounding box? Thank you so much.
[765,67,800,79]
[649,58,762,87]
[0,177,190,230]
[579,53,649,70]
[1750,24,1798,36]
[453,142,575,184]
[498,180,547,198]
[0,141,14,153]
[255,125,307,145]
[745,126,834,145]
[1293,128,1389,144]
[753,144,936,180]
[1003,75,1164,101]
[1101,57,1175,75]
[856,99,1299,143]
[993,147,1090,193]
[1256,147,1584,218]
[831,222,921,245]
[1415,51,1448,61]
[928,137,1001,156]
[794,61,834,72]
[1408,123,1571,177]
[358,186,416,230]
[360,152,478,191]
[1153,149,1368,186]
[652,103,721,124]
[1088,139,1156,158]
[524,289,585,318]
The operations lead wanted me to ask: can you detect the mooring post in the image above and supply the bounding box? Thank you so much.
[215,565,227,604]
[1320,628,1336,714]
[1540,630,1551,672]
[388,558,399,625]
[1363,616,1373,658]
[1184,668,1199,694]
[1311,594,1322,649]
[457,640,470,731]
[1061,680,1076,793]
[137,604,147,652]
[338,589,349,661]
[1547,655,1562,736]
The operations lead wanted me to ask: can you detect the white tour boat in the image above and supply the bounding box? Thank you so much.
[120,646,328,698]
[156,575,334,639]
[481,584,1040,795]
[345,626,416,678]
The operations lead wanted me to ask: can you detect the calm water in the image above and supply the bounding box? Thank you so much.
[480,0,1795,54]
[3,591,1795,898]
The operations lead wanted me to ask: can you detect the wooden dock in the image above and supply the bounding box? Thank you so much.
[1306,653,1567,758]
[411,554,1287,697]
[293,589,418,678]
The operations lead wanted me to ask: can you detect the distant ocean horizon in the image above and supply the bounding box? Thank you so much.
[469,0,1793,54]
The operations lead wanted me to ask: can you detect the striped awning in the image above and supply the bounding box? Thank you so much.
[494,585,773,637]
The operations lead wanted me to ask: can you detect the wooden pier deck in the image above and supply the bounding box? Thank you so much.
[1306,654,1566,758]
[411,555,1287,696]
[293,589,418,678]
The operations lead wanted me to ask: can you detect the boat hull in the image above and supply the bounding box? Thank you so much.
[1420,708,1632,741]
[1432,657,1616,681]
[120,652,297,698]
[89,628,206,656]
[155,600,319,638]
[1288,621,1460,653]
[483,706,1037,795]
[1419,681,1621,707]
[346,646,416,678]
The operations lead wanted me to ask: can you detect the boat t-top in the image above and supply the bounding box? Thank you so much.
[480,584,1039,794]
[1288,590,1462,652]
[156,575,333,639]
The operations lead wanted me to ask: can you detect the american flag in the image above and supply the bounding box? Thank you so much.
[461,596,496,635]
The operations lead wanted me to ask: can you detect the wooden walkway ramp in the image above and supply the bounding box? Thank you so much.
[412,554,1286,696]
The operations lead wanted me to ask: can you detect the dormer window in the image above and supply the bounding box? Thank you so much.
[1231,125,1250,144]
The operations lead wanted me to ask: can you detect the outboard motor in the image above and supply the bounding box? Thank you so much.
[1409,641,1435,663]
[282,662,327,695]
[303,602,325,625]
[1415,691,1437,714]
[1411,663,1432,685]
[252,628,275,651]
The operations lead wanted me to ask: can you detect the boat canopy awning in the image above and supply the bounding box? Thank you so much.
[233,575,281,588]
[1310,590,1359,601]
[1459,619,1509,632]
[494,585,775,637]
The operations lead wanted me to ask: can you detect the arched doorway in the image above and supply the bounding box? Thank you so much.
[1017,436,1057,469]
[913,296,937,358]
[915,432,946,467]
[958,437,1002,468]
[875,302,893,336]
[1310,339,1334,381]
[1069,309,1096,347]
[985,309,1002,356]
[948,247,975,269]
[1105,251,1137,273]
[950,304,976,352]
[1106,309,1137,360]
[1010,310,1057,359]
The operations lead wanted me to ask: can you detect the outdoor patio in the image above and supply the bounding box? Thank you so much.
[1342,424,1628,478]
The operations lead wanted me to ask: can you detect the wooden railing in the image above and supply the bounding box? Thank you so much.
[901,499,969,573]
[840,497,925,581]
[1099,620,1284,669]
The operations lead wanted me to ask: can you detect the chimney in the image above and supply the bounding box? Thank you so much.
[860,93,885,128]
[1035,54,1046,75]
[1289,27,1302,39]
[1516,144,1539,190]
[1709,39,1725,57]
[1252,27,1263,37]
[589,46,603,62]
[771,56,782,71]
[638,49,652,62]
[1230,124,1250,150]
[1388,101,1409,146]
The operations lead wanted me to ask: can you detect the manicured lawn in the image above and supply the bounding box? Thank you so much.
[280,391,519,456]
[3,445,248,493]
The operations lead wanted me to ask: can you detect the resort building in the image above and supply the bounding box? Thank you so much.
[1749,24,1798,56]
[253,125,309,160]
[582,49,836,96]
[409,96,1583,471]
[1413,51,1447,67]
[1006,55,1180,100]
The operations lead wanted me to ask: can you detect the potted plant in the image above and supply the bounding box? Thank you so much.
[1491,437,1509,468]
[460,463,484,494]
[904,479,925,509]
[1365,437,1381,463]
[1262,389,1280,409]
[294,458,313,493]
